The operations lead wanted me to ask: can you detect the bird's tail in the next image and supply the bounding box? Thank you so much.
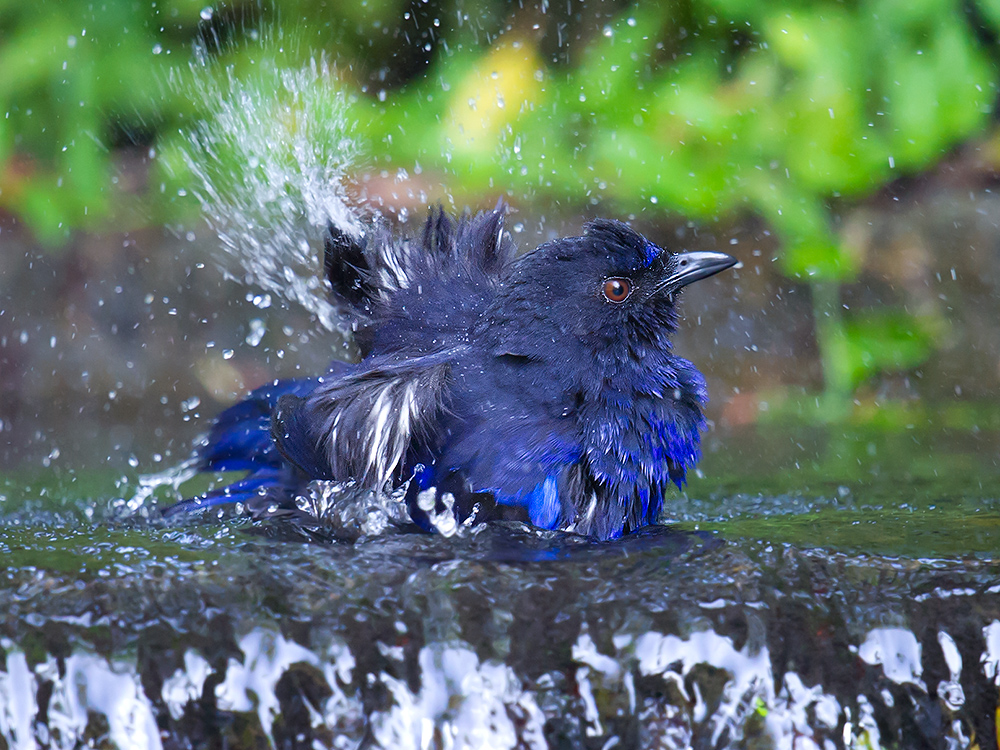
[161,377,320,518]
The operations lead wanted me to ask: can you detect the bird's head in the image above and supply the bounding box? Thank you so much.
[485,219,737,366]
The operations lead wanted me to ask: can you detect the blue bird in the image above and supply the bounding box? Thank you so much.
[165,203,737,540]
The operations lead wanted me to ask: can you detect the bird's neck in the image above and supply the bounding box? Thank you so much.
[587,328,702,400]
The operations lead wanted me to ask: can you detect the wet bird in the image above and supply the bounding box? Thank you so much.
[165,203,737,540]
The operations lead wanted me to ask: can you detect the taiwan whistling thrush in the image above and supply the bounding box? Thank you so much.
[164,203,737,540]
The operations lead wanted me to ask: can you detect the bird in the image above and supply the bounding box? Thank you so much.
[163,201,737,541]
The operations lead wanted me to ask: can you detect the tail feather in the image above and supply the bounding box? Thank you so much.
[200,378,319,473]
[161,467,291,518]
[164,377,322,518]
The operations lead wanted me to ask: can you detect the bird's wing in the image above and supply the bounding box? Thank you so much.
[273,349,457,492]
[427,382,584,531]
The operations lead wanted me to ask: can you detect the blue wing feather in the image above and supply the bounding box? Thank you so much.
[430,369,583,529]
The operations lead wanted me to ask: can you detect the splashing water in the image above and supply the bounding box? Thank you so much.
[121,457,200,519]
[294,480,413,539]
[165,46,367,332]
[289,481,481,540]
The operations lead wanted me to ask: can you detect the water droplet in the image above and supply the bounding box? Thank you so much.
[245,318,266,347]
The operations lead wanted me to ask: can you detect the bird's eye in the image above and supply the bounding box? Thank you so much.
[602,277,632,303]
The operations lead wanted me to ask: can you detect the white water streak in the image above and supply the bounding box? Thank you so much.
[166,47,366,331]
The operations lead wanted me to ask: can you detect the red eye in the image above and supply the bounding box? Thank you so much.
[602,277,632,303]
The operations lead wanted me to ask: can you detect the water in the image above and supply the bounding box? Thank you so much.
[2,421,998,749]
[164,45,366,335]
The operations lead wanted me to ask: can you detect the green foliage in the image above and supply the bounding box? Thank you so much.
[5,0,996,258]
[823,308,943,391]
[0,0,414,241]
[0,0,201,241]
[359,0,996,283]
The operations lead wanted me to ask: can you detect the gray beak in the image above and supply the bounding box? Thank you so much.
[658,250,738,293]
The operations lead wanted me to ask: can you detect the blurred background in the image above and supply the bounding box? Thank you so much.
[2,0,1000,479]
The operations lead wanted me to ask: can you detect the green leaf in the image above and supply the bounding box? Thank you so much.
[836,309,943,389]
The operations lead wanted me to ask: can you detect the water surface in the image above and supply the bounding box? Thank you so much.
[2,419,998,749]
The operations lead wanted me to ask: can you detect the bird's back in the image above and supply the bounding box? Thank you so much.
[325,202,516,358]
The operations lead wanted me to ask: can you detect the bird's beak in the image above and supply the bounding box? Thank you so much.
[657,250,738,293]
